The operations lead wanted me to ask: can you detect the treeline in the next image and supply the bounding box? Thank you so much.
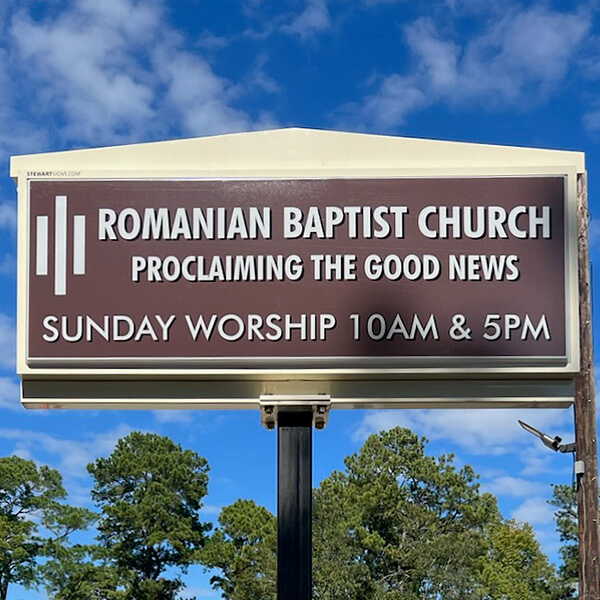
[0,428,578,600]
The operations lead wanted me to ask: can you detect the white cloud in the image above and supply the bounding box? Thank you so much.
[0,376,20,411]
[0,202,17,231]
[152,42,252,137]
[589,219,600,250]
[583,107,600,133]
[60,478,97,508]
[9,0,265,146]
[352,75,431,129]
[519,450,562,477]
[360,0,409,4]
[350,7,590,130]
[0,314,16,370]
[283,0,409,33]
[482,475,547,498]
[0,46,49,159]
[182,585,222,599]
[153,410,195,425]
[0,423,135,479]
[0,254,16,275]
[517,416,575,477]
[12,445,34,460]
[248,54,281,95]
[457,6,590,101]
[12,1,160,145]
[197,29,230,51]
[354,407,572,455]
[0,109,48,160]
[282,0,331,39]
[444,0,502,14]
[200,503,223,516]
[511,496,556,526]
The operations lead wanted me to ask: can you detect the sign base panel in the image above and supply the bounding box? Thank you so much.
[21,379,574,409]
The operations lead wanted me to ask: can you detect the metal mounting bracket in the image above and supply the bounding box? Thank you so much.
[259,394,332,430]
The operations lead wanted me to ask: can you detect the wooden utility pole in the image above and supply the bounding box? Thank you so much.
[575,172,600,600]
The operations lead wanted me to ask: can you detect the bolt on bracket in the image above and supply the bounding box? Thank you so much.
[259,394,332,430]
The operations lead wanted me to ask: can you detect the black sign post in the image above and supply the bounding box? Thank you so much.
[277,410,313,600]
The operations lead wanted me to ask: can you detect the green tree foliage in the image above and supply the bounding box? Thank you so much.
[0,456,65,600]
[87,432,211,600]
[479,520,560,600]
[204,427,561,600]
[313,427,500,600]
[549,483,578,597]
[41,504,124,600]
[200,499,276,600]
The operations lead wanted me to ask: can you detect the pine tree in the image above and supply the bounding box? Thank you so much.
[88,432,211,600]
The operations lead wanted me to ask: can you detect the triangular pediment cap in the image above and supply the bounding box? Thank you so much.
[11,127,585,176]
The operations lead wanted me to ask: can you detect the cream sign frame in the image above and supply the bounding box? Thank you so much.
[11,128,584,409]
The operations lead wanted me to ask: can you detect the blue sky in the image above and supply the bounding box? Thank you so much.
[0,0,598,597]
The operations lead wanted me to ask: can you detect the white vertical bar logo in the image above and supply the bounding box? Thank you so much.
[36,216,48,275]
[73,215,86,275]
[35,195,86,295]
[54,196,67,296]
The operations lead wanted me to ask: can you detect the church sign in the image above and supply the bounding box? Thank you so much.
[11,129,583,407]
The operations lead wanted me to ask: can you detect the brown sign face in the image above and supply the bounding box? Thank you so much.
[27,177,567,369]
